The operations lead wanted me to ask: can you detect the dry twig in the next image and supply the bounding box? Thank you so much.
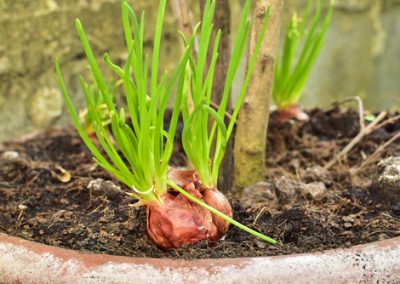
[323,97,388,170]
[330,96,365,129]
[170,0,197,53]
[351,131,400,175]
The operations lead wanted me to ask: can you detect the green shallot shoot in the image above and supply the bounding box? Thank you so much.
[56,0,276,249]
[79,79,123,135]
[56,0,194,203]
[181,0,270,188]
[273,0,333,111]
[176,0,275,244]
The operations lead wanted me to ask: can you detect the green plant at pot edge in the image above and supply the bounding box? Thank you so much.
[56,0,276,245]
[273,0,333,110]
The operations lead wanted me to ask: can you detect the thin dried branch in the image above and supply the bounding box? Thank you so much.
[323,109,387,171]
[374,114,400,130]
[330,96,365,129]
[351,131,400,176]
[170,0,197,114]
[210,101,232,120]
[170,0,197,53]
[322,95,400,170]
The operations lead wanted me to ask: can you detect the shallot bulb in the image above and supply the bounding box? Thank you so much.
[145,168,232,249]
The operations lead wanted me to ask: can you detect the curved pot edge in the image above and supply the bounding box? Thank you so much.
[0,233,399,283]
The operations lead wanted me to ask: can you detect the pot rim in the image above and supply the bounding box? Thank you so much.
[1,232,399,283]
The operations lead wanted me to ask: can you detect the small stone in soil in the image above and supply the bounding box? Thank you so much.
[302,166,332,186]
[275,177,298,205]
[303,182,327,202]
[341,215,355,223]
[240,181,278,209]
[1,151,20,160]
[372,157,400,203]
[87,178,122,199]
[18,204,28,210]
[344,222,353,229]
[275,177,327,205]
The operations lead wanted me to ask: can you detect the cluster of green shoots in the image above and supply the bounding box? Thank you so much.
[56,0,276,244]
[273,0,333,110]
[79,79,122,134]
[181,0,269,189]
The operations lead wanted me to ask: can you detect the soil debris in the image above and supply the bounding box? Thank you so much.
[0,108,399,259]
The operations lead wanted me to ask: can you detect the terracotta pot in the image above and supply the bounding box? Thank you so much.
[1,233,399,283]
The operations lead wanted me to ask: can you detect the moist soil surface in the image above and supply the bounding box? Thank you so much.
[0,108,399,259]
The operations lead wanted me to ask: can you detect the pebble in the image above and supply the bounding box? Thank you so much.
[372,157,400,203]
[240,181,280,210]
[344,222,353,229]
[87,178,122,199]
[18,204,28,210]
[303,182,327,202]
[1,151,20,160]
[302,166,333,185]
[275,176,327,204]
[342,215,355,223]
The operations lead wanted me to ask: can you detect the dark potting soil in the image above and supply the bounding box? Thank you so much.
[0,108,399,259]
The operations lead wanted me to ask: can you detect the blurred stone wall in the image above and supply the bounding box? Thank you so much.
[293,0,400,111]
[0,0,399,141]
[0,0,180,141]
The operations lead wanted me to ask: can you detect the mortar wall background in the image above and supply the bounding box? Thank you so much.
[0,0,399,141]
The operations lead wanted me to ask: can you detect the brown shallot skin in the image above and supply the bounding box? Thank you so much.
[202,187,232,237]
[146,189,218,250]
[145,168,233,250]
[275,104,309,123]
